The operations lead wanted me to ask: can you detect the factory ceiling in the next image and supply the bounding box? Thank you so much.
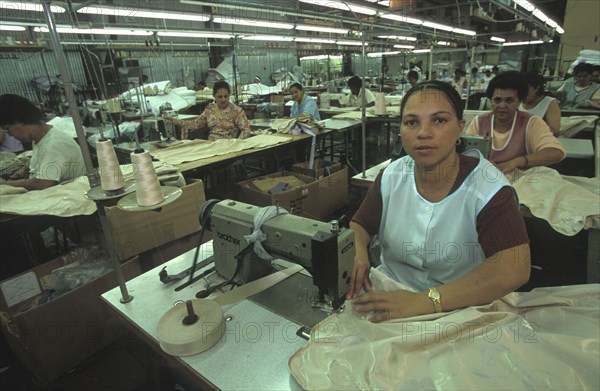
[0,1,566,52]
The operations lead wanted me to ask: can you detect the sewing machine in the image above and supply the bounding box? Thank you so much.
[206,199,355,310]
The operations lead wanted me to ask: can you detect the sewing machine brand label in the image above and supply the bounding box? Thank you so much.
[216,231,241,246]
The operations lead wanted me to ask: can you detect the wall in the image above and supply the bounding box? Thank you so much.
[0,50,87,103]
[557,0,600,72]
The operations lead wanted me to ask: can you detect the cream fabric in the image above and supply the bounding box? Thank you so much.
[509,167,599,235]
[0,185,27,195]
[289,269,600,390]
[149,134,289,165]
[559,115,598,138]
[0,176,96,216]
[332,105,400,120]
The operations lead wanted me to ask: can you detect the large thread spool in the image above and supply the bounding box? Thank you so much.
[96,139,125,191]
[131,151,164,206]
[374,92,387,115]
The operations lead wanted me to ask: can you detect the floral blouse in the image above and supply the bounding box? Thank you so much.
[180,102,251,141]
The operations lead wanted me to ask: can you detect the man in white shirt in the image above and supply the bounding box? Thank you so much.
[1,94,85,190]
[343,76,376,107]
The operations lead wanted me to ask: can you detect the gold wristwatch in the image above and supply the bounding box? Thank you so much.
[428,287,442,313]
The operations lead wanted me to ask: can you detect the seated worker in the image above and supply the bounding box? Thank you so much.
[342,76,376,107]
[348,80,530,321]
[593,65,600,84]
[196,80,207,91]
[465,71,565,173]
[165,81,252,141]
[0,94,85,190]
[289,83,321,121]
[557,62,600,108]
[520,71,562,136]
[450,68,467,96]
[0,125,24,152]
[407,70,419,88]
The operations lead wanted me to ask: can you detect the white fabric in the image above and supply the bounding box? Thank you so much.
[342,88,376,107]
[289,270,600,390]
[149,134,289,165]
[509,166,600,235]
[30,126,86,182]
[519,96,555,119]
[46,116,84,138]
[243,206,289,261]
[0,176,95,216]
[242,83,282,96]
[559,115,598,138]
[379,150,510,291]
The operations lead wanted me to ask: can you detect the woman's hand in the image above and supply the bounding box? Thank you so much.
[351,290,430,322]
[347,254,372,300]
[496,156,526,173]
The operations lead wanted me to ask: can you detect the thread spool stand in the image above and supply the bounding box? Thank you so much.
[85,183,136,303]
[86,136,137,303]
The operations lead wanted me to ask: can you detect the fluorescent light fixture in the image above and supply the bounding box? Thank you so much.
[503,40,543,46]
[422,21,454,32]
[0,25,26,31]
[34,27,153,36]
[514,0,535,12]
[532,9,548,22]
[213,16,293,29]
[393,44,415,49]
[413,48,431,53]
[514,0,563,34]
[490,36,506,42]
[381,14,423,25]
[157,31,233,39]
[368,51,399,57]
[295,37,336,44]
[299,0,377,16]
[453,28,476,36]
[300,54,342,61]
[296,25,348,34]
[241,35,293,41]
[0,1,65,13]
[378,35,417,41]
[77,6,209,22]
[336,40,367,46]
[437,41,451,46]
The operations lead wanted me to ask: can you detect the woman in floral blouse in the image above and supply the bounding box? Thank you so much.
[168,81,251,141]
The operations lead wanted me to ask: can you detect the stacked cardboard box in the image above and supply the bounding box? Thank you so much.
[0,257,140,385]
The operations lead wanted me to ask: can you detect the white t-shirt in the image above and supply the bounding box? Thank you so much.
[343,88,376,107]
[30,126,86,182]
[519,96,556,119]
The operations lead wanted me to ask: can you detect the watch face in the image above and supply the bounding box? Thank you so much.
[429,289,440,300]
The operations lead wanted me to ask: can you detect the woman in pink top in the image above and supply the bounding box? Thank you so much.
[168,81,251,141]
[465,71,565,173]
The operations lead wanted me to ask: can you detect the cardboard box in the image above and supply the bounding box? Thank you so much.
[292,159,342,179]
[0,257,141,385]
[105,179,205,261]
[270,94,284,103]
[236,168,348,220]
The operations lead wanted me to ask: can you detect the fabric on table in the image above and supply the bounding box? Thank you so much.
[0,176,96,216]
[0,185,27,195]
[509,166,599,235]
[331,105,400,119]
[289,269,600,390]
[149,134,290,165]
[559,115,598,138]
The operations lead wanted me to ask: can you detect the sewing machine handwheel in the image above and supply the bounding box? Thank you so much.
[199,199,221,230]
